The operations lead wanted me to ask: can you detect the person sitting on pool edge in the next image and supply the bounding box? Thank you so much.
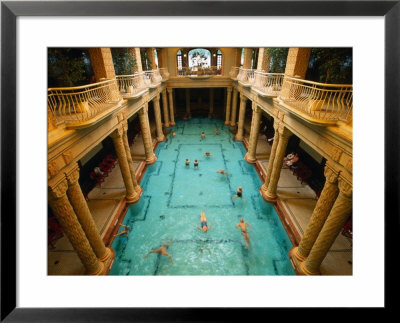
[233,186,245,201]
[144,238,174,264]
[196,210,212,232]
[185,158,190,166]
[114,224,130,237]
[235,218,252,248]
[194,159,199,168]
[204,152,212,158]
[200,132,206,140]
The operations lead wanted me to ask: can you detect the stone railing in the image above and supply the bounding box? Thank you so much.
[177,66,222,77]
[252,71,285,97]
[159,68,170,81]
[236,68,255,86]
[229,66,240,80]
[48,79,122,127]
[278,76,353,124]
[144,69,163,87]
[116,73,148,99]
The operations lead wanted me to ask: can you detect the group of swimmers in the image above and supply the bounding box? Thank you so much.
[144,210,252,264]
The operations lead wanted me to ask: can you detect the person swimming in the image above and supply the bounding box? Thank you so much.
[194,159,199,168]
[144,238,174,264]
[233,186,245,201]
[204,152,212,157]
[185,158,190,166]
[217,169,228,175]
[200,132,206,140]
[235,218,252,248]
[215,128,219,135]
[196,210,212,232]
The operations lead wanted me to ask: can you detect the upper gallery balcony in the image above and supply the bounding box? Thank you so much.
[236,68,255,87]
[144,69,163,87]
[159,68,170,81]
[48,79,123,129]
[251,71,285,97]
[116,72,149,99]
[177,66,222,79]
[277,76,353,125]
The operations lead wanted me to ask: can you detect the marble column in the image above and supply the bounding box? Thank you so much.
[260,120,279,199]
[167,88,176,126]
[290,163,339,263]
[48,178,103,275]
[110,126,137,203]
[185,88,191,118]
[122,121,143,199]
[300,178,352,275]
[264,125,292,201]
[244,103,262,163]
[161,89,170,128]
[138,104,157,164]
[152,94,166,142]
[234,94,248,141]
[224,87,233,125]
[65,166,113,263]
[208,88,214,118]
[230,88,239,127]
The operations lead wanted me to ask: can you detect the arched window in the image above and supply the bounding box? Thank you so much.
[154,49,159,68]
[188,48,211,69]
[240,48,244,66]
[177,50,183,70]
[217,50,222,70]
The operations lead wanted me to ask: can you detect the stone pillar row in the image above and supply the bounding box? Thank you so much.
[152,94,166,142]
[224,87,233,125]
[229,88,238,127]
[244,102,262,163]
[235,94,248,141]
[138,104,157,165]
[167,88,176,126]
[161,89,170,128]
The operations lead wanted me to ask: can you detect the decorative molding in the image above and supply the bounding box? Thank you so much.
[48,178,68,199]
[324,163,339,184]
[338,177,352,197]
[62,150,74,164]
[48,160,59,177]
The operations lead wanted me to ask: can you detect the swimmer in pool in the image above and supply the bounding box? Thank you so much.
[235,218,252,248]
[215,128,219,135]
[204,152,212,157]
[185,158,190,166]
[144,238,174,264]
[217,169,228,175]
[196,210,212,232]
[172,131,176,137]
[233,186,245,201]
[194,159,199,168]
[200,132,206,140]
[114,224,130,237]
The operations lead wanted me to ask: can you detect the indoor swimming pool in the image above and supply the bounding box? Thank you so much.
[109,118,296,275]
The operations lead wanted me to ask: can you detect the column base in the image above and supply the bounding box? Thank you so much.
[145,154,157,165]
[230,122,236,127]
[224,121,230,126]
[299,261,321,276]
[259,185,277,203]
[234,135,243,142]
[157,134,166,142]
[244,152,256,164]
[101,248,116,275]
[289,246,307,263]
[170,122,176,126]
[87,261,104,276]
[126,186,143,204]
[98,247,113,262]
[164,123,171,128]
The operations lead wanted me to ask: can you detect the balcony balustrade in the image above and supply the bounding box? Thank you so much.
[236,68,255,87]
[144,69,163,87]
[229,66,240,80]
[177,66,222,78]
[159,68,170,81]
[252,71,285,97]
[116,73,148,99]
[278,76,353,124]
[48,79,123,128]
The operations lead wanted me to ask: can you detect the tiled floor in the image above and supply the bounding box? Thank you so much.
[48,132,352,275]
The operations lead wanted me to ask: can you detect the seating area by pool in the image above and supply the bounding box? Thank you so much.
[109,118,296,275]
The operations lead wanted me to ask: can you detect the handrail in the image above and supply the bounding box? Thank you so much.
[229,66,240,79]
[252,71,285,97]
[278,76,353,123]
[116,73,148,97]
[48,79,122,126]
[159,68,170,81]
[177,66,222,77]
[144,69,162,86]
[236,67,255,86]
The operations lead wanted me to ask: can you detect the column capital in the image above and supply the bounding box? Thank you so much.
[48,177,68,200]
[278,124,292,138]
[338,177,352,198]
[153,93,161,102]
[139,104,148,115]
[324,162,339,184]
[167,87,173,94]
[239,93,247,102]
[227,87,233,93]
[252,102,260,113]
[121,119,129,132]
[110,125,124,139]
[65,164,80,186]
[273,119,280,131]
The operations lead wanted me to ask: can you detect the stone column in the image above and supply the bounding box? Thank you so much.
[264,125,292,201]
[244,103,262,163]
[122,121,143,200]
[208,88,214,118]
[146,48,157,69]
[257,48,270,72]
[234,94,248,141]
[300,178,352,275]
[260,120,280,199]
[138,104,157,165]
[243,48,253,69]
[284,48,312,78]
[290,163,339,263]
[110,126,137,203]
[48,178,103,275]
[65,166,113,263]
[224,87,233,125]
[161,89,170,128]
[185,88,191,118]
[167,88,176,126]
[230,88,239,127]
[152,94,166,142]
[128,48,143,73]
[88,48,116,82]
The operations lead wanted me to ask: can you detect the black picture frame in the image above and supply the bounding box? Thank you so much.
[1,0,398,321]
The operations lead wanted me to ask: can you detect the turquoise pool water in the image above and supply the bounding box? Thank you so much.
[109,118,295,275]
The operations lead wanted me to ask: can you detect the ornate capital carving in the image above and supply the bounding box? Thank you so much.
[110,125,123,139]
[48,178,68,200]
[273,119,280,131]
[324,164,339,184]
[331,146,343,162]
[239,93,247,102]
[252,102,260,113]
[48,160,59,178]
[338,177,352,197]
[227,87,233,93]
[153,94,160,102]
[66,165,80,185]
[121,119,128,132]
[167,87,173,94]
[278,124,292,138]
[62,150,74,165]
